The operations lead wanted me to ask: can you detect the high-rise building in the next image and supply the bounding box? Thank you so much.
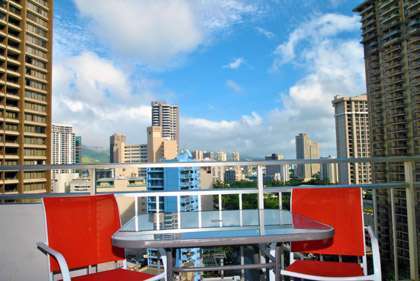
[215,151,227,161]
[109,133,126,163]
[231,152,240,161]
[52,124,75,166]
[146,151,200,279]
[295,133,320,180]
[333,95,371,184]
[75,136,82,164]
[124,144,148,163]
[0,0,53,193]
[203,151,213,160]
[51,124,76,192]
[354,0,420,274]
[224,169,237,184]
[265,153,290,183]
[320,156,339,184]
[147,126,177,162]
[192,150,203,161]
[151,101,179,144]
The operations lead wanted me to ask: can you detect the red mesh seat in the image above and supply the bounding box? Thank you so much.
[38,194,163,281]
[285,260,364,278]
[281,188,381,280]
[66,268,155,281]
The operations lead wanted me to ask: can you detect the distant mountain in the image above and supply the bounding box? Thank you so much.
[81,145,109,164]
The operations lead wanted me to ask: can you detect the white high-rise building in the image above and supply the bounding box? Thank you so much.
[151,101,179,143]
[332,95,371,184]
[52,124,76,192]
[52,124,76,166]
[216,151,227,161]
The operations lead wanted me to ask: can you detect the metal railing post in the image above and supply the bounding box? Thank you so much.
[198,194,202,228]
[257,165,266,275]
[257,165,264,210]
[404,160,418,281]
[156,195,160,231]
[135,196,139,232]
[89,168,96,195]
[390,189,398,280]
[372,189,378,235]
[177,195,181,229]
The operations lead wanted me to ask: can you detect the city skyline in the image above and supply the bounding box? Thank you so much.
[52,0,365,158]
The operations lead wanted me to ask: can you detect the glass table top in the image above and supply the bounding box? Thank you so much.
[112,209,333,249]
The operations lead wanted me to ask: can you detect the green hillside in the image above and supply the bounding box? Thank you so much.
[81,146,109,164]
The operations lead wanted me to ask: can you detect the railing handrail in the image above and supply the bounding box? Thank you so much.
[0,182,408,201]
[1,155,420,171]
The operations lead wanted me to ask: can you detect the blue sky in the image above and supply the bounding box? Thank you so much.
[53,0,366,158]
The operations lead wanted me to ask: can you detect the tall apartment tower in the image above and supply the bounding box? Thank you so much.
[215,151,227,161]
[295,133,320,180]
[231,151,240,161]
[75,136,81,164]
[333,95,371,184]
[354,0,419,275]
[51,124,75,166]
[124,144,148,164]
[265,153,290,183]
[0,0,53,193]
[191,150,203,161]
[151,101,179,144]
[147,126,177,163]
[109,133,126,163]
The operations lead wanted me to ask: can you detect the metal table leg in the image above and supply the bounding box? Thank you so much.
[269,243,283,281]
[275,244,283,281]
[166,248,173,281]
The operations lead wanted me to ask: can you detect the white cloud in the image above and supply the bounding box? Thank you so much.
[256,27,275,39]
[53,11,364,158]
[73,0,259,68]
[181,13,365,157]
[223,57,245,69]
[226,80,242,94]
[53,51,153,146]
[273,13,360,68]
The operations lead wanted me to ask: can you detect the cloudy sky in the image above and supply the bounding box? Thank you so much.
[53,0,366,158]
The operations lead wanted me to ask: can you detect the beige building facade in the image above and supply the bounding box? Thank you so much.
[0,0,53,193]
[147,126,177,162]
[295,133,320,180]
[320,157,339,184]
[192,150,203,161]
[110,133,126,163]
[333,95,371,184]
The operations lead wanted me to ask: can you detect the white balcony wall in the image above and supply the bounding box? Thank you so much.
[0,198,135,281]
[0,204,48,281]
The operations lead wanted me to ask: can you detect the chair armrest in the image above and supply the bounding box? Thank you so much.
[158,248,167,281]
[37,242,71,281]
[365,226,382,280]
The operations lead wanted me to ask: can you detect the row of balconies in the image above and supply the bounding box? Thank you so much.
[407,3,420,18]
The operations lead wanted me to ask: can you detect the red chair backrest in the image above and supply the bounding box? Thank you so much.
[43,194,124,273]
[291,188,365,257]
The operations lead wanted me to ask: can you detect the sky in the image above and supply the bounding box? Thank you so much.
[53,0,366,158]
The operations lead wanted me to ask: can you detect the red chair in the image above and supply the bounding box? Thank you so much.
[37,194,166,281]
[281,188,381,281]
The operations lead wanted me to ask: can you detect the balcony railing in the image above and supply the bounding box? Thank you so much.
[0,155,419,280]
